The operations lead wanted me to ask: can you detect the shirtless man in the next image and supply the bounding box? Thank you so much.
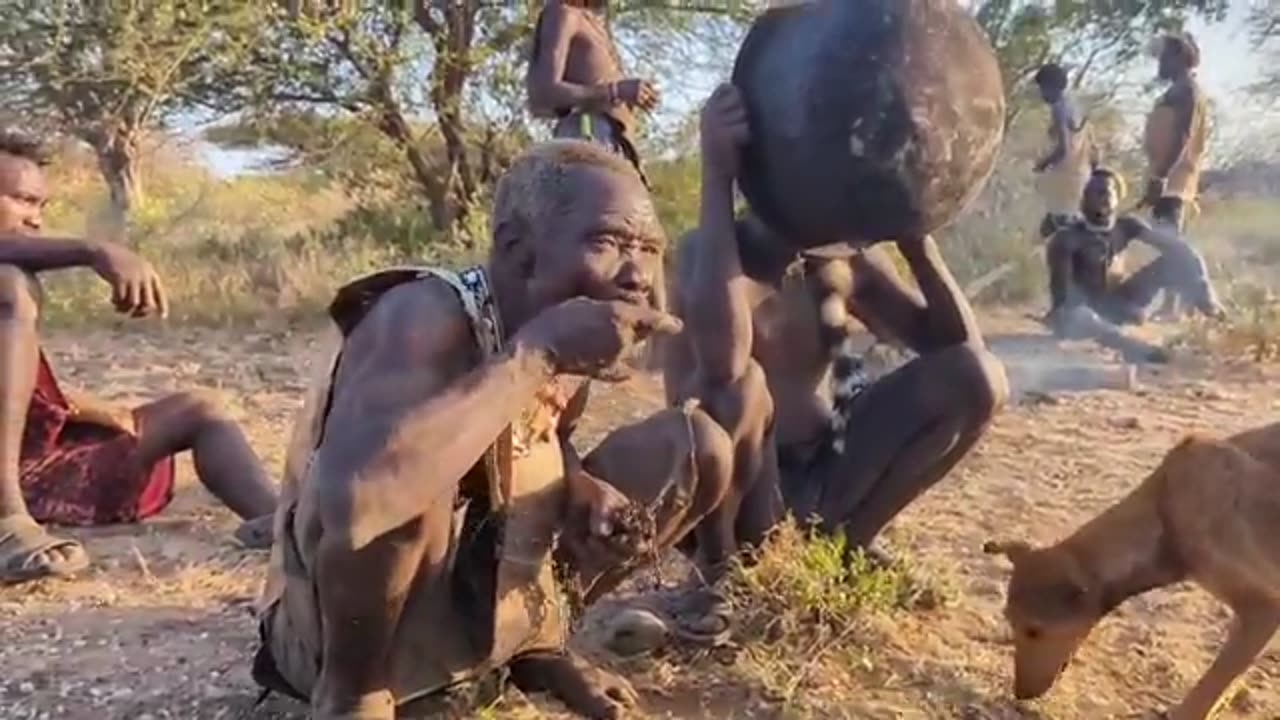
[662,84,1008,577]
[1142,33,1209,232]
[1044,167,1224,361]
[0,130,276,583]
[526,0,659,178]
[1142,33,1213,318]
[252,140,736,720]
[1032,62,1096,239]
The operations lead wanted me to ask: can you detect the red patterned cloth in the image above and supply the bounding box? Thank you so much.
[18,352,175,526]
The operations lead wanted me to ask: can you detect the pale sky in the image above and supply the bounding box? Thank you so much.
[193,4,1271,177]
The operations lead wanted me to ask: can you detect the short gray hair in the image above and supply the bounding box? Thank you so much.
[0,128,50,167]
[491,139,641,244]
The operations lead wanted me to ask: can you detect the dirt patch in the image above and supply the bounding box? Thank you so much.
[4,318,1279,719]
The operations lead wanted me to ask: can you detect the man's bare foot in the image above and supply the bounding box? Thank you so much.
[233,514,274,549]
[0,513,89,583]
[510,650,638,719]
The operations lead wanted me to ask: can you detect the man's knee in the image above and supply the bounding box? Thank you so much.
[167,389,234,426]
[938,344,1008,422]
[684,407,734,513]
[699,359,773,436]
[0,265,40,324]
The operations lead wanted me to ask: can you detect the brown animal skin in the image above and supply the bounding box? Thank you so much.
[986,421,1280,720]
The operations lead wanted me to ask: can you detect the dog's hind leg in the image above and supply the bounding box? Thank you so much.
[1167,601,1279,720]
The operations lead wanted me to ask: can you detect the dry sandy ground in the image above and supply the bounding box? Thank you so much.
[4,314,1280,720]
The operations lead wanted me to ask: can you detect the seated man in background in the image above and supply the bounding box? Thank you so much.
[663,84,1008,585]
[1045,167,1224,362]
[0,130,277,584]
[253,140,735,720]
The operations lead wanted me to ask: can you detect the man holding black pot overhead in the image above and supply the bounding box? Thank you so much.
[662,84,1008,584]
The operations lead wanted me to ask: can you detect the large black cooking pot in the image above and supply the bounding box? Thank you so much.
[731,0,1005,248]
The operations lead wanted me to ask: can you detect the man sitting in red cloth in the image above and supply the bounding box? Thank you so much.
[0,129,277,584]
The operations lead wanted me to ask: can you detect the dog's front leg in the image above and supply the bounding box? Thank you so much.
[1167,603,1279,720]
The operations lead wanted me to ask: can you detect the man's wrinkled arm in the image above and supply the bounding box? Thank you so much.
[527,4,613,116]
[312,280,554,550]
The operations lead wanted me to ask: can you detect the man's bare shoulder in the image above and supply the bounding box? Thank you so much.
[540,1,580,32]
[344,276,476,373]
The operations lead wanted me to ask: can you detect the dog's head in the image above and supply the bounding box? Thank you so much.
[983,540,1105,700]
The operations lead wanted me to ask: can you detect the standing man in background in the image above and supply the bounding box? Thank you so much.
[1032,62,1096,240]
[1142,32,1210,232]
[1142,32,1214,318]
[526,0,659,181]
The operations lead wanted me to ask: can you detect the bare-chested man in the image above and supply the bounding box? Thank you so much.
[1044,168,1224,361]
[1142,33,1209,233]
[662,85,1008,578]
[1032,62,1096,239]
[0,130,276,584]
[526,0,659,178]
[252,140,736,720]
[1142,33,1213,318]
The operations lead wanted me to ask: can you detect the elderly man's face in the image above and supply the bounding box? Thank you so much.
[529,164,666,310]
[0,153,47,235]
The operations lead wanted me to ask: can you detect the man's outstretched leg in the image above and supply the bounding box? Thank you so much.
[0,265,88,582]
[133,391,277,547]
[813,343,1007,549]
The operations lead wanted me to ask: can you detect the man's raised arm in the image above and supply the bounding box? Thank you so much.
[849,237,984,355]
[686,84,754,387]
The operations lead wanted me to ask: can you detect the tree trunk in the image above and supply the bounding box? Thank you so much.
[90,131,142,241]
[429,3,479,228]
[372,85,454,230]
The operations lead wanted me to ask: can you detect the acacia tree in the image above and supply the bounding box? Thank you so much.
[210,2,539,233]
[0,1,260,231]
[1250,4,1279,99]
[214,2,751,234]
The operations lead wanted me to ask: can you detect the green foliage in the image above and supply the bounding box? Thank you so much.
[1249,5,1280,99]
[728,519,936,632]
[0,1,263,219]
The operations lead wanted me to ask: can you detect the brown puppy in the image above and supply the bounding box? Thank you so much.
[986,422,1280,720]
